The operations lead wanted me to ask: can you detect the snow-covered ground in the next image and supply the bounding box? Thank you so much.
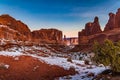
[0,45,108,80]
[38,56,107,80]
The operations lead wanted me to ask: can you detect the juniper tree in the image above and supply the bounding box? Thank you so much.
[93,39,120,72]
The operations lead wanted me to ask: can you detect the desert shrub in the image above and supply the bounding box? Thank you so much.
[93,39,120,72]
[84,60,90,65]
[79,57,83,60]
[0,63,9,69]
[67,57,72,63]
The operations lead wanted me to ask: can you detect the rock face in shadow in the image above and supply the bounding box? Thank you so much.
[78,16,102,44]
[115,8,120,28]
[80,16,102,36]
[0,14,31,41]
[32,29,63,44]
[104,13,116,31]
[78,8,120,50]
[104,8,120,31]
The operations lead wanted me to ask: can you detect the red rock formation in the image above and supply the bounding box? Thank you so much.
[78,17,102,44]
[0,14,64,44]
[84,22,93,36]
[32,29,63,44]
[104,13,116,31]
[115,8,120,28]
[78,8,120,51]
[88,34,107,44]
[0,14,31,40]
[104,8,120,31]
[0,25,26,41]
[91,17,102,34]
[81,16,102,36]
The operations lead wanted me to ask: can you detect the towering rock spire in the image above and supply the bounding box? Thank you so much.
[78,16,102,44]
[104,13,116,31]
[115,8,120,28]
[80,16,102,36]
[91,16,102,34]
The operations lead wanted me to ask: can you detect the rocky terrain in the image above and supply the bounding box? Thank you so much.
[78,8,120,50]
[0,8,120,80]
[0,41,107,80]
[0,55,76,80]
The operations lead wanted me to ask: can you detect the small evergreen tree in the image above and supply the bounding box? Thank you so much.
[93,39,120,72]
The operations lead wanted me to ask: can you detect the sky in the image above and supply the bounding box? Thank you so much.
[0,0,120,37]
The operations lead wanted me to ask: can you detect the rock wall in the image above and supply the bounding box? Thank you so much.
[104,8,120,31]
[78,16,102,44]
[0,14,31,41]
[104,13,116,31]
[0,14,63,44]
[115,8,120,28]
[78,8,120,46]
[32,29,63,44]
[0,25,26,41]
[79,17,102,36]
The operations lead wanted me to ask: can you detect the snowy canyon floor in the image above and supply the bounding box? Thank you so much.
[0,45,107,80]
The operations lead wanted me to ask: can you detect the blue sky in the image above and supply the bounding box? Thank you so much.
[0,0,120,37]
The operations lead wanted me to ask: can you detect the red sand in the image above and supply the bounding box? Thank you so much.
[0,55,76,80]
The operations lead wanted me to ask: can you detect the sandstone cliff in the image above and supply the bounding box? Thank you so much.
[0,14,31,40]
[78,16,102,44]
[0,14,63,44]
[0,25,26,41]
[32,29,63,44]
[79,16,102,36]
[104,13,116,31]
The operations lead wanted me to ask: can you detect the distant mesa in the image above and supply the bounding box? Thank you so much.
[78,8,120,50]
[63,35,78,46]
[32,28,63,44]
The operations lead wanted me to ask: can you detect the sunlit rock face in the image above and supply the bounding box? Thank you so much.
[0,25,26,41]
[0,14,63,44]
[63,36,78,46]
[32,29,63,44]
[0,14,31,41]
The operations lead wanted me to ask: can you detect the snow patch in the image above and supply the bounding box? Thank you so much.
[0,51,23,57]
